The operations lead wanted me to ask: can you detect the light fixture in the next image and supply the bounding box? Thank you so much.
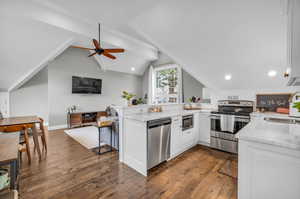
[268,70,277,77]
[131,67,135,71]
[225,74,232,80]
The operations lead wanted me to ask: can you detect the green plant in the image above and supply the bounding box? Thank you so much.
[293,102,300,112]
[121,91,136,101]
[136,98,144,105]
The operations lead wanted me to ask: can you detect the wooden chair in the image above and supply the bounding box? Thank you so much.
[0,125,31,164]
[33,118,47,152]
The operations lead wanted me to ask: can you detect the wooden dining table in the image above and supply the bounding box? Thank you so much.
[0,116,42,160]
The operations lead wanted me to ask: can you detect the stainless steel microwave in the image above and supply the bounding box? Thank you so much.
[182,115,193,131]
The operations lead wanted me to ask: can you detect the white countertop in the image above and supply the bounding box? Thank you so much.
[124,109,212,122]
[238,119,300,151]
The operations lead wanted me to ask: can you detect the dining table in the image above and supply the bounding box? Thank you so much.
[0,116,42,160]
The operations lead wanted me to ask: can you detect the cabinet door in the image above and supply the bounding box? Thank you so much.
[198,113,211,146]
[170,116,183,158]
[291,0,300,74]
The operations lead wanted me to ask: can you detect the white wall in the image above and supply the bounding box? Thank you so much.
[207,86,300,107]
[48,48,143,127]
[10,67,48,123]
[142,51,205,103]
[0,92,9,117]
[182,70,204,102]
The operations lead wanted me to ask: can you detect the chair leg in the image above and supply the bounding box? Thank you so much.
[40,122,48,152]
[24,129,31,164]
[41,133,47,152]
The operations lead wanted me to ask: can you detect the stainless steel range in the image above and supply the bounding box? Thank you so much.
[210,100,254,153]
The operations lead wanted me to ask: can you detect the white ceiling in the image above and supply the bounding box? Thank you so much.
[130,0,289,89]
[0,0,291,91]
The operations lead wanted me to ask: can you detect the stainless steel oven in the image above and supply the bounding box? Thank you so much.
[182,115,193,131]
[210,100,253,154]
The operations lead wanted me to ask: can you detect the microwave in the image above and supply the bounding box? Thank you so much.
[182,115,193,131]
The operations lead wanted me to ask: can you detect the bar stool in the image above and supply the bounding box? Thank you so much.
[95,121,113,155]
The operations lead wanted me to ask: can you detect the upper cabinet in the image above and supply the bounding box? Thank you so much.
[287,0,300,86]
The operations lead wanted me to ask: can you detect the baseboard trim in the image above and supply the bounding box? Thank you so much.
[48,124,68,131]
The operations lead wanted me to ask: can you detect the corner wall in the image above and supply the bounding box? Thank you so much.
[10,67,48,123]
[48,48,143,127]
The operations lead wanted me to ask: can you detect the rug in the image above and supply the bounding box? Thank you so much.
[64,126,105,149]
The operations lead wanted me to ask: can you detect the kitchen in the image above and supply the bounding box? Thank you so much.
[1,0,300,198]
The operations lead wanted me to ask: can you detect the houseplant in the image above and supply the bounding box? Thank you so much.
[121,91,136,106]
[292,102,300,112]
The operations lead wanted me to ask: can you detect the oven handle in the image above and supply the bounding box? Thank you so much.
[210,114,250,121]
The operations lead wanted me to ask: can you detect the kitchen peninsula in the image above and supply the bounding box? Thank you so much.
[115,104,212,176]
[238,113,300,199]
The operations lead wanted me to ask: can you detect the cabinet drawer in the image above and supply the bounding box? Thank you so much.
[70,114,82,125]
[182,129,194,142]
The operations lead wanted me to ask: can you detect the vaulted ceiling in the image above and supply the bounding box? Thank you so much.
[0,0,289,91]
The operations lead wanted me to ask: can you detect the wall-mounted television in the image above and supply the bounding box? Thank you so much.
[72,76,102,94]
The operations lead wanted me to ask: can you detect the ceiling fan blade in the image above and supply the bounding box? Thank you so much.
[104,48,125,53]
[71,45,94,50]
[102,52,116,59]
[88,52,97,57]
[92,39,101,49]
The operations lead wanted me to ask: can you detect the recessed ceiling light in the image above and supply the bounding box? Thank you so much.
[268,70,277,77]
[225,74,232,80]
[131,67,135,71]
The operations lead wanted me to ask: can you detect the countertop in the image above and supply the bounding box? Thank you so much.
[238,119,300,151]
[124,109,213,122]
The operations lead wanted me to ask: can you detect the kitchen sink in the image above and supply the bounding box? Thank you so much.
[264,117,300,124]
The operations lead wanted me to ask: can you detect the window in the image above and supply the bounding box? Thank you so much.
[152,64,181,104]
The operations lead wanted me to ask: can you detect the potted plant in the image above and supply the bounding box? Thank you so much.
[121,91,136,106]
[292,102,300,112]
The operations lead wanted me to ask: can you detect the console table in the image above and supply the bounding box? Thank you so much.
[67,111,106,128]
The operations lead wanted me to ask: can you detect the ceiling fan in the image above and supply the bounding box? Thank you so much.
[71,23,125,59]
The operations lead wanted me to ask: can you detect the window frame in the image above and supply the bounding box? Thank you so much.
[151,64,182,105]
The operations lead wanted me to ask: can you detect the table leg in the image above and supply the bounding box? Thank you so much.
[98,127,101,154]
[31,124,42,160]
[10,160,17,190]
[110,126,113,152]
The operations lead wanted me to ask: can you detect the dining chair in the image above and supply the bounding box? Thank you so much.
[0,125,31,164]
[33,118,47,152]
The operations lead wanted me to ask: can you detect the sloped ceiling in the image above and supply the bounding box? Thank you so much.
[0,17,74,91]
[0,0,159,91]
[0,0,291,91]
[129,0,289,89]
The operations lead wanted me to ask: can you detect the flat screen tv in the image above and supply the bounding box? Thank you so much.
[72,76,102,94]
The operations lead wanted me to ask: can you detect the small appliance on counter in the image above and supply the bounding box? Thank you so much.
[289,92,300,117]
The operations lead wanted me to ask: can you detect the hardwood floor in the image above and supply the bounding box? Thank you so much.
[20,129,237,199]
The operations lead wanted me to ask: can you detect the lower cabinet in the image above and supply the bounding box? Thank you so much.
[170,116,183,158]
[170,114,199,159]
[198,113,211,146]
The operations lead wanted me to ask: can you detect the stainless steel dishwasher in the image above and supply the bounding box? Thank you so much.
[147,118,172,169]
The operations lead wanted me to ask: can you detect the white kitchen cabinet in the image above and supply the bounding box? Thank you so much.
[170,116,183,158]
[198,113,211,146]
[287,0,300,86]
[170,114,199,159]
[239,139,300,199]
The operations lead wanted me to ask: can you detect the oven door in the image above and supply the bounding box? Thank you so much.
[182,115,194,131]
[210,114,249,133]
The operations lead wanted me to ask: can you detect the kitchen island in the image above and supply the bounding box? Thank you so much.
[238,114,300,199]
[117,105,212,176]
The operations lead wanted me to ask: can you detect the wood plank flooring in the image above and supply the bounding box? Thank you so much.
[20,129,237,199]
